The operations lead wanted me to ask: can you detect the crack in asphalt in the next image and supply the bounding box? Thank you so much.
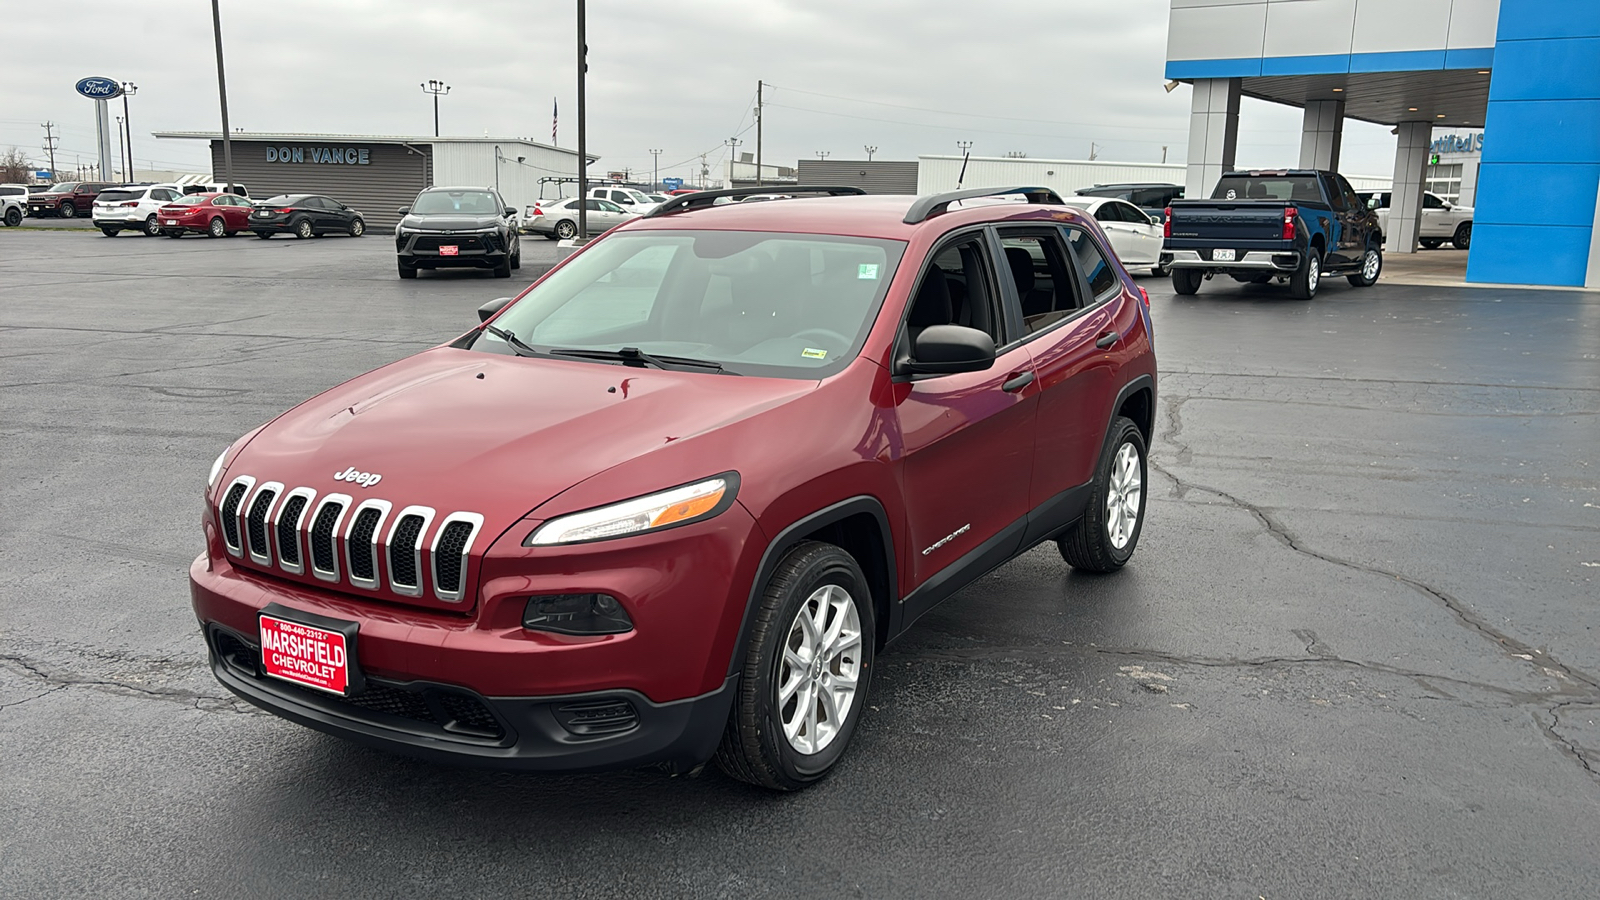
[0,652,255,716]
[1154,392,1600,780]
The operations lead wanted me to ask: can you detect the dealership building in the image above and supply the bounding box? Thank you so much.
[153,132,594,228]
[1166,0,1600,288]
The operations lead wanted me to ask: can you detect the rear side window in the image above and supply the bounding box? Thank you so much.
[1064,227,1119,301]
[999,232,1080,335]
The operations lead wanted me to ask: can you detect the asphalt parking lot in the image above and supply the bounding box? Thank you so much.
[2,228,1597,898]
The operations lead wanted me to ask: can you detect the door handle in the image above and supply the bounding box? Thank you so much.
[1095,331,1120,349]
[1001,371,1035,393]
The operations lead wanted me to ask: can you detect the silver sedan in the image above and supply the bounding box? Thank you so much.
[523,197,639,240]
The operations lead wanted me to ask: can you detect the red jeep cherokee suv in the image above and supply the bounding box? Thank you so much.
[191,185,1157,790]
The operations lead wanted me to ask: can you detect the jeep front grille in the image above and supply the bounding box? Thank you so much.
[214,480,479,605]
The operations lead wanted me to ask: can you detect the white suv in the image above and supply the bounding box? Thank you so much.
[1361,190,1475,250]
[0,184,27,227]
[93,184,186,237]
[586,185,658,215]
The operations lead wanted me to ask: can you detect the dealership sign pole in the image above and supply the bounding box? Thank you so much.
[210,0,236,194]
[74,77,122,181]
[576,0,588,241]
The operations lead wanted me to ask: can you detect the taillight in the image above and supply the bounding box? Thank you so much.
[121,201,138,208]
[1283,207,1297,240]
[1137,286,1150,307]
[1162,208,1171,238]
[531,206,544,216]
[275,208,295,214]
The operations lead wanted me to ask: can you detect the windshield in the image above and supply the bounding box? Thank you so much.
[477,230,907,379]
[1213,175,1322,203]
[47,183,77,193]
[412,190,499,215]
[96,190,140,203]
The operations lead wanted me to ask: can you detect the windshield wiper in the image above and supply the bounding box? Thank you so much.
[548,346,736,374]
[480,324,545,359]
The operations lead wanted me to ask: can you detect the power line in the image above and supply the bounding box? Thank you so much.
[766,82,1193,134]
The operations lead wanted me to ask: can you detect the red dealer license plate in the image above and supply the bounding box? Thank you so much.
[439,245,459,256]
[260,613,351,695]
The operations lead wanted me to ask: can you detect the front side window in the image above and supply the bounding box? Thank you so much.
[477,230,907,379]
[907,236,1002,349]
[1423,193,1446,209]
[412,190,498,215]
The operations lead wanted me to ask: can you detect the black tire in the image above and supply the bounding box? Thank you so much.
[492,259,512,278]
[510,242,521,270]
[397,260,418,279]
[1420,238,1443,250]
[1289,250,1321,300]
[543,233,559,241]
[1347,243,1382,287]
[715,541,875,791]
[255,231,272,239]
[1452,222,1472,250]
[60,202,77,218]
[165,230,183,239]
[293,218,313,239]
[3,207,20,227]
[100,227,120,237]
[1171,268,1203,295]
[555,219,577,240]
[143,215,161,237]
[1149,262,1169,278]
[207,217,226,238]
[348,218,365,237]
[1058,416,1148,573]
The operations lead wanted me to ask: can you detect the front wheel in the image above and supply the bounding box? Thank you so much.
[716,542,874,791]
[1289,251,1320,299]
[1347,245,1382,287]
[1171,268,1203,295]
[492,259,512,278]
[60,202,77,218]
[3,207,20,227]
[1452,222,1472,250]
[510,242,521,270]
[293,218,313,239]
[348,218,365,237]
[1058,416,1147,573]
[397,260,418,279]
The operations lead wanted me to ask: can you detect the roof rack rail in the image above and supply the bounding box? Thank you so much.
[642,185,866,218]
[902,186,1065,225]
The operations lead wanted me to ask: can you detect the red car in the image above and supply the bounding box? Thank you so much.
[158,193,256,238]
[191,185,1157,790]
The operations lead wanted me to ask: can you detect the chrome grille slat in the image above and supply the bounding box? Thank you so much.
[218,476,255,557]
[343,500,391,591]
[385,506,435,596]
[430,512,484,603]
[244,481,283,566]
[274,489,316,574]
[307,494,352,582]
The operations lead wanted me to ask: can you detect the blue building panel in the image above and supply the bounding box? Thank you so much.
[1492,0,1600,41]
[1165,58,1262,80]
[1466,224,1595,286]
[1474,164,1600,228]
[1487,39,1600,101]
[1476,101,1600,164]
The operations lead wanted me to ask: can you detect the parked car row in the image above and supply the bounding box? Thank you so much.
[84,186,367,240]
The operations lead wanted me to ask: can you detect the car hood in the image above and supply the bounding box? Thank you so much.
[400,214,503,231]
[227,347,814,536]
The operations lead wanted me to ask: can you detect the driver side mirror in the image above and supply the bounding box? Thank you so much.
[397,206,410,216]
[505,207,517,217]
[1148,214,1162,226]
[478,296,514,322]
[903,325,996,375]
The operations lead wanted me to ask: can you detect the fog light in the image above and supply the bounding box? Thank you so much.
[522,593,633,636]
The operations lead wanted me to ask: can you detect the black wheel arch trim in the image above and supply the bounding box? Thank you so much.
[727,495,898,677]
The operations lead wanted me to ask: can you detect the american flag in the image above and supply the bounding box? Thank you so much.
[552,97,558,146]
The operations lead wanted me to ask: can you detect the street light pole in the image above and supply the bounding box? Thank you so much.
[864,145,877,162]
[576,0,588,240]
[649,148,662,190]
[210,0,235,193]
[120,82,138,181]
[815,151,829,160]
[421,80,450,137]
[725,138,742,187]
[114,116,125,180]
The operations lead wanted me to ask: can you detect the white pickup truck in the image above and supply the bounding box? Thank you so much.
[1359,190,1473,249]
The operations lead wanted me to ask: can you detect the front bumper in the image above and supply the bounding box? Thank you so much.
[1163,248,1303,272]
[205,620,736,773]
[396,230,511,267]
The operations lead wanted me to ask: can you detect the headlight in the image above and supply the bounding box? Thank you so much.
[526,475,737,546]
[207,447,230,489]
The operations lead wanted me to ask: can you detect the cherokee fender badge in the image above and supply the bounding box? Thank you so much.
[922,523,970,556]
[333,467,382,488]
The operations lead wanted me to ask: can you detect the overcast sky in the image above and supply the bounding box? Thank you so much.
[5,0,1403,182]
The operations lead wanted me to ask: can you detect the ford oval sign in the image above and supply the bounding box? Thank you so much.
[75,77,122,100]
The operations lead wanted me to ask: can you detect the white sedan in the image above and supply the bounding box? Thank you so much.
[1062,196,1167,275]
[522,197,640,240]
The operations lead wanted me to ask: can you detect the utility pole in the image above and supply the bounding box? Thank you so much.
[755,80,763,187]
[576,0,588,239]
[115,117,125,180]
[121,82,138,181]
[700,153,709,189]
[210,0,235,193]
[421,80,450,137]
[649,148,662,190]
[863,145,877,162]
[41,123,59,181]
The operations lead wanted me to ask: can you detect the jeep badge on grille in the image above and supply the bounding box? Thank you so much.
[333,467,382,488]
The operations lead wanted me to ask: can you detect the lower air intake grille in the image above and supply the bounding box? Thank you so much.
[245,488,277,558]
[219,482,249,550]
[388,514,425,588]
[276,495,308,566]
[310,502,344,574]
[347,507,383,581]
[433,521,474,595]
[554,699,640,736]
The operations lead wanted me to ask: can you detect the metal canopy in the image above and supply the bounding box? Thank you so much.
[1229,69,1492,128]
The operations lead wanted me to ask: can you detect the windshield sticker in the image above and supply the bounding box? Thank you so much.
[858,263,879,280]
[801,348,828,360]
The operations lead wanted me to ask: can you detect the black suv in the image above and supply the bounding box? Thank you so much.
[395,186,522,279]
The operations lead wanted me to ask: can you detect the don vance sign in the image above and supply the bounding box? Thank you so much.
[265,145,372,165]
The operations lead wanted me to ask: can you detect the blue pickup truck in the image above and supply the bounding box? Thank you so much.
[1160,170,1383,299]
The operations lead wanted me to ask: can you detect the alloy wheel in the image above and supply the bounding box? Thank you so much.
[777,584,863,756]
[209,217,226,237]
[1307,256,1320,293]
[1105,442,1142,550]
[1362,249,1381,282]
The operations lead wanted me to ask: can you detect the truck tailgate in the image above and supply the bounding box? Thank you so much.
[1166,202,1286,244]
